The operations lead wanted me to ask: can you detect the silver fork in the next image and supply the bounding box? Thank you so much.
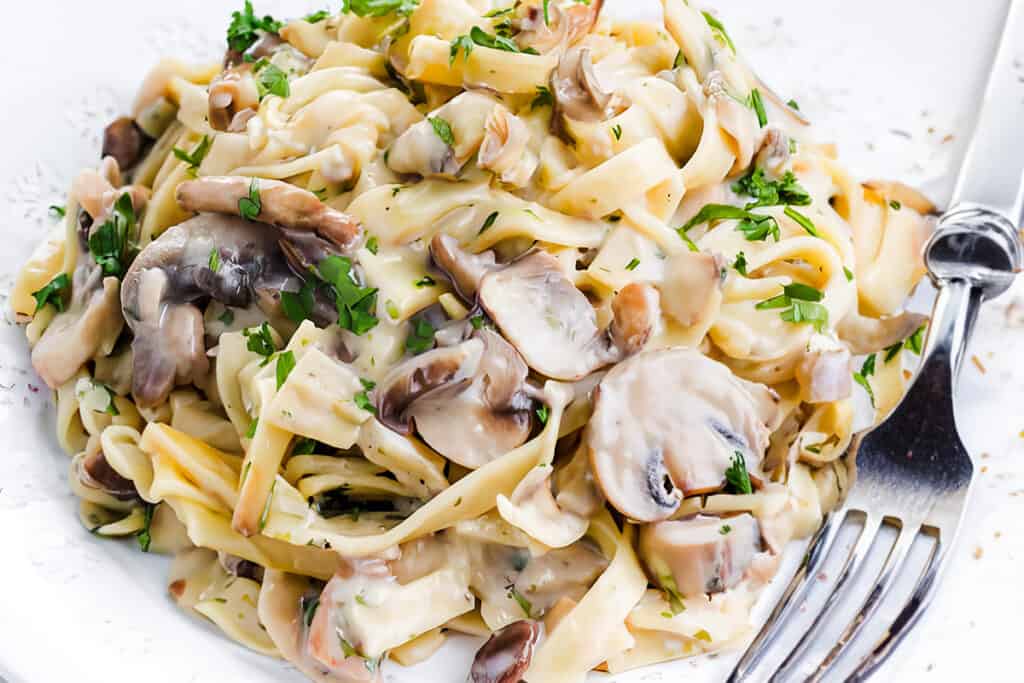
[727,2,1024,678]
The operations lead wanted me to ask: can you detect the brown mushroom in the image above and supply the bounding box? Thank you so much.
[639,513,763,597]
[796,346,853,403]
[429,233,497,301]
[81,447,139,501]
[102,117,147,171]
[550,47,613,135]
[586,349,782,522]
[208,65,261,132]
[476,248,660,380]
[478,106,538,188]
[176,176,362,250]
[376,329,534,469]
[469,620,541,683]
[515,0,604,54]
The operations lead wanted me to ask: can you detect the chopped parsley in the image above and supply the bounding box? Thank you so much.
[428,116,455,146]
[281,280,316,323]
[786,98,800,111]
[719,524,732,535]
[543,0,551,23]
[208,248,221,273]
[889,200,902,211]
[172,135,211,177]
[625,257,640,271]
[531,85,554,110]
[227,1,282,53]
[506,584,533,618]
[694,629,712,642]
[89,193,136,278]
[680,203,780,242]
[292,438,318,455]
[137,503,156,552]
[276,350,296,390]
[219,307,236,326]
[317,255,379,335]
[414,275,436,288]
[678,229,700,252]
[784,206,820,237]
[724,451,753,495]
[611,124,623,140]
[853,354,877,407]
[302,596,320,627]
[755,283,829,332]
[731,168,811,209]
[732,251,748,277]
[905,325,925,354]
[254,60,290,100]
[258,480,276,531]
[405,318,436,354]
[536,404,549,424]
[238,178,262,220]
[843,266,854,282]
[48,204,66,218]
[660,576,686,615]
[354,377,376,414]
[469,315,485,330]
[245,418,259,439]
[31,273,70,314]
[365,235,379,254]
[702,10,735,53]
[385,299,400,319]
[304,9,331,22]
[342,0,419,17]
[672,50,685,69]
[479,211,499,234]
[449,26,539,63]
[749,88,767,127]
[244,322,277,361]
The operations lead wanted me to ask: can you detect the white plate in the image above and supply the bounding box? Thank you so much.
[2,2,1022,682]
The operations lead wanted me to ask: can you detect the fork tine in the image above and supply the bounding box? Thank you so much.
[725,509,846,682]
[767,512,882,682]
[805,522,920,682]
[846,537,948,682]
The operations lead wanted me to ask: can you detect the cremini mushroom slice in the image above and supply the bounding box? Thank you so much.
[838,310,928,355]
[477,248,660,380]
[469,620,541,683]
[120,213,301,407]
[658,250,724,329]
[796,340,853,404]
[208,64,261,132]
[586,349,782,522]
[102,117,148,171]
[707,71,760,172]
[429,233,497,301]
[515,0,604,55]
[176,176,362,250]
[639,513,763,598]
[376,329,534,469]
[550,47,614,135]
[80,445,139,501]
[478,105,538,188]
[31,273,125,389]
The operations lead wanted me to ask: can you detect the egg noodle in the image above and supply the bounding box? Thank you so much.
[13,0,935,680]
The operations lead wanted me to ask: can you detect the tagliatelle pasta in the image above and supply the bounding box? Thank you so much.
[14,0,935,681]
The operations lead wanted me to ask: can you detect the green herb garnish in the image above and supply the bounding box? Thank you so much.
[702,10,735,53]
[281,280,316,323]
[531,85,553,110]
[611,124,623,140]
[365,235,379,254]
[405,318,436,354]
[244,322,277,360]
[414,275,436,288]
[749,88,767,127]
[318,255,379,335]
[238,178,262,220]
[276,350,296,390]
[428,116,455,146]
[304,9,331,22]
[137,503,156,552]
[479,211,499,234]
[625,257,640,271]
[31,273,71,314]
[732,251,748,277]
[755,283,829,332]
[724,451,753,495]
[731,168,811,209]
[227,1,282,53]
[536,405,549,424]
[88,193,136,278]
[255,61,290,99]
[506,584,533,618]
[172,135,211,177]
[48,204,66,218]
[208,248,221,273]
[785,206,820,237]
[449,26,539,63]
[342,0,419,17]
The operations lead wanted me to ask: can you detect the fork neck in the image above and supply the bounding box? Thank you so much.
[919,278,981,388]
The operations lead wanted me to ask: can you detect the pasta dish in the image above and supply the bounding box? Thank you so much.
[12,0,935,680]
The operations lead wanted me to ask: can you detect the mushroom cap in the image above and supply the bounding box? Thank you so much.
[469,620,541,683]
[551,47,611,126]
[478,249,615,381]
[586,349,782,522]
[429,233,497,301]
[377,329,534,469]
[638,513,763,598]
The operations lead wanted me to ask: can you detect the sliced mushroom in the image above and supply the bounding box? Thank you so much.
[225,32,286,69]
[796,345,853,403]
[31,272,125,389]
[387,92,498,179]
[176,176,362,250]
[428,233,497,301]
[208,65,261,132]
[586,349,782,522]
[81,447,139,501]
[706,72,760,172]
[659,250,724,329]
[478,106,538,188]
[838,310,928,355]
[754,128,793,174]
[469,620,541,683]
[515,0,604,54]
[477,248,660,380]
[102,117,147,171]
[550,47,613,134]
[376,329,534,468]
[638,513,763,597]
[120,213,313,407]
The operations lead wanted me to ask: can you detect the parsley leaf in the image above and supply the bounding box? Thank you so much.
[860,353,877,378]
[531,85,554,109]
[304,9,331,22]
[354,377,376,413]
[245,418,259,439]
[302,596,320,627]
[31,273,71,314]
[317,255,379,335]
[414,275,436,288]
[450,26,539,63]
[786,98,800,111]
[342,0,419,17]
[611,124,623,140]
[405,318,436,354]
[49,204,67,218]
[702,10,735,53]
[239,178,262,220]
[479,211,499,234]
[449,34,474,64]
[536,404,549,424]
[785,206,820,237]
[755,284,829,332]
[844,266,854,282]
[292,437,319,455]
[543,0,551,24]
[681,203,780,242]
[208,248,221,273]
[428,116,455,146]
[672,50,685,69]
[724,451,753,495]
[506,584,533,618]
[280,280,316,323]
[889,200,902,211]
[731,168,811,209]
[905,325,925,354]
[137,503,156,552]
[719,524,732,535]
[749,88,767,127]
[470,315,485,330]
[276,350,296,390]
[254,61,290,99]
[853,370,875,407]
[172,135,211,177]
[227,1,282,53]
[365,235,380,254]
[732,251,748,277]
[625,257,640,271]
[88,193,136,278]
[219,307,236,326]
[660,576,686,615]
[244,322,277,360]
